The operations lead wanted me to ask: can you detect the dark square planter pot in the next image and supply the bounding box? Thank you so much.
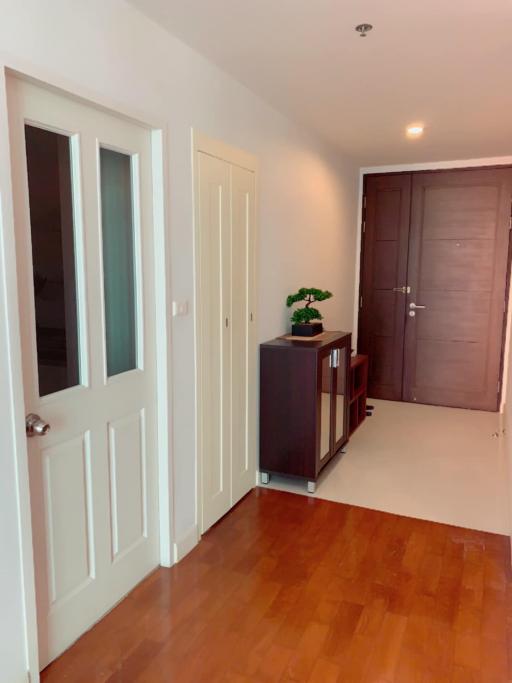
[291,322,323,337]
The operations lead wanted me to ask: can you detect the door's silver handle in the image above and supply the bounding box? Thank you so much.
[26,413,50,437]
[393,286,411,294]
[409,302,426,310]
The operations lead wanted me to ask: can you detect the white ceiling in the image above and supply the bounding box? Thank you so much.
[129,0,512,165]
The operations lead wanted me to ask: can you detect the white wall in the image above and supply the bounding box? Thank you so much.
[258,145,358,341]
[0,0,359,678]
[503,360,512,488]
[0,215,30,683]
[0,63,38,682]
[500,273,512,543]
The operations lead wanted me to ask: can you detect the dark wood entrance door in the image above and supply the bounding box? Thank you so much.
[358,167,512,411]
[358,173,411,400]
[403,168,512,410]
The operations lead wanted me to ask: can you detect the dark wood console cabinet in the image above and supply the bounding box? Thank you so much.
[259,331,351,492]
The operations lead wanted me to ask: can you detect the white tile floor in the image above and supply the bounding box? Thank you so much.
[262,398,511,534]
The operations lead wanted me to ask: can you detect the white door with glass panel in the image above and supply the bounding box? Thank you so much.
[8,77,159,669]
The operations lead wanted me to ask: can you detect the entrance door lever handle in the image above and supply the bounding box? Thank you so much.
[393,286,411,294]
[409,302,426,310]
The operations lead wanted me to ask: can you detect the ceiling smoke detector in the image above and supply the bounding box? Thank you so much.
[355,23,373,37]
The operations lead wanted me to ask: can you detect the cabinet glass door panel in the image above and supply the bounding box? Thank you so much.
[320,353,331,461]
[334,346,347,448]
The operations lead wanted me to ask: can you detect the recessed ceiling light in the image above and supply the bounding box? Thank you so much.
[406,124,424,137]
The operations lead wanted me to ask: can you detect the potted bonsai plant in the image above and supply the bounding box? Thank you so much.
[286,287,333,336]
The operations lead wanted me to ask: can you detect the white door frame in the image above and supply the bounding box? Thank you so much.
[352,155,512,411]
[192,131,259,539]
[0,61,173,683]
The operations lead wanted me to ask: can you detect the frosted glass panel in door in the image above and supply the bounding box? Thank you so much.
[25,125,80,396]
[100,148,138,377]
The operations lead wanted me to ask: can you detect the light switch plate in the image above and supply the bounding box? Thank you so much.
[172,301,189,317]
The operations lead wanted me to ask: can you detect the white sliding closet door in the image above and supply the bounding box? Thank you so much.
[196,140,256,534]
[231,165,257,506]
[197,152,232,531]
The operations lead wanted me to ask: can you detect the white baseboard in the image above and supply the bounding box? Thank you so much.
[173,524,199,563]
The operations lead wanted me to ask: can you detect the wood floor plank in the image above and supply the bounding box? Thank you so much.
[40,489,512,683]
[363,612,407,682]
[307,657,341,682]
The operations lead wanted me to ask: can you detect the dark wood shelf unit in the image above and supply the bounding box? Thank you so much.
[348,354,368,436]
[259,331,351,491]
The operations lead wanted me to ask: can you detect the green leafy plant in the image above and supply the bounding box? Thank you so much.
[286,287,333,325]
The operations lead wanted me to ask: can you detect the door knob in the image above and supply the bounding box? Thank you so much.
[26,413,50,437]
[409,302,426,310]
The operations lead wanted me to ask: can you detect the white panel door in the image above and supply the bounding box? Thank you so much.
[230,164,256,505]
[8,77,159,669]
[196,146,256,533]
[197,152,232,532]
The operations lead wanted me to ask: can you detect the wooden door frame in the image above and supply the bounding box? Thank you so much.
[353,157,512,411]
[192,131,259,540]
[0,63,171,682]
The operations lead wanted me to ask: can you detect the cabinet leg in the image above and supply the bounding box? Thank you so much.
[260,472,270,485]
[307,480,316,493]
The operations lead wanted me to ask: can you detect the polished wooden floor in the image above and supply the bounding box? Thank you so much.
[42,488,512,682]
